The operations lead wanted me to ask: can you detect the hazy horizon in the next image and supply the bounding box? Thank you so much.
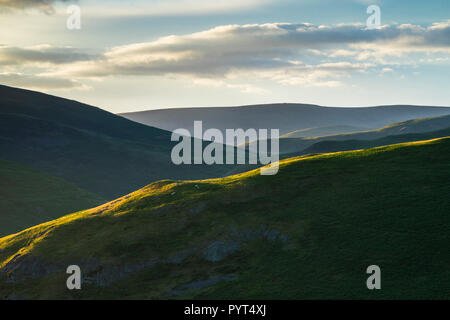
[0,0,448,113]
[117,102,450,114]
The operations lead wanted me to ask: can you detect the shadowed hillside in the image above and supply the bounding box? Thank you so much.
[259,114,450,155]
[294,127,450,157]
[0,85,236,199]
[0,158,104,237]
[1,137,449,299]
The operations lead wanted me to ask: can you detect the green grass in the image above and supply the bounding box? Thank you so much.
[276,114,450,154]
[1,137,449,299]
[289,127,450,158]
[0,158,105,237]
[281,125,368,138]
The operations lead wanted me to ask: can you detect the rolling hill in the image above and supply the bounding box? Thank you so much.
[120,104,450,138]
[281,125,368,138]
[264,114,450,155]
[1,137,449,299]
[0,158,104,237]
[294,127,450,157]
[0,85,236,200]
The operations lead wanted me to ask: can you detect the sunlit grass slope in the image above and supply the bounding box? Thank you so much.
[1,138,449,299]
[276,114,450,154]
[288,127,450,159]
[0,158,105,237]
[281,125,368,138]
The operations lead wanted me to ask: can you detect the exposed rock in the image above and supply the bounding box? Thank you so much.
[167,249,198,264]
[81,257,159,287]
[1,225,290,290]
[169,274,237,296]
[1,254,61,283]
[203,240,241,262]
[202,225,290,262]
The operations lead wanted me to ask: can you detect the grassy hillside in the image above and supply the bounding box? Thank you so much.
[273,114,450,154]
[120,103,450,137]
[296,128,450,156]
[0,158,104,237]
[0,85,168,145]
[1,137,449,299]
[281,125,368,138]
[0,85,236,199]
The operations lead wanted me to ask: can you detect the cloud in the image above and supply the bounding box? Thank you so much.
[250,61,373,86]
[191,78,270,94]
[53,21,449,85]
[0,0,75,13]
[0,72,87,90]
[83,0,273,17]
[3,21,449,91]
[0,45,95,66]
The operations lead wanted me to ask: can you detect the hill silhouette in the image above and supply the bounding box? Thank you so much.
[0,85,236,199]
[120,103,450,138]
[267,114,450,154]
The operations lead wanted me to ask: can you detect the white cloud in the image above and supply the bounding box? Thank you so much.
[0,45,94,66]
[2,21,449,91]
[50,22,447,82]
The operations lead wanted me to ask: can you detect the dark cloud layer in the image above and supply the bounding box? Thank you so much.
[0,72,85,90]
[0,45,95,65]
[0,0,75,13]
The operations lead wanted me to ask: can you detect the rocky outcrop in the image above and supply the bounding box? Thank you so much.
[1,254,61,282]
[0,225,290,290]
[169,274,237,296]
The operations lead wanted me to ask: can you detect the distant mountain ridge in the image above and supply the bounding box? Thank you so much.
[265,114,450,155]
[289,127,450,159]
[120,103,450,137]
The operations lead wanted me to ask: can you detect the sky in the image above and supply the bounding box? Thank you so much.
[0,0,448,113]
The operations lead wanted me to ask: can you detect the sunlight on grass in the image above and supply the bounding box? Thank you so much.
[0,136,448,299]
